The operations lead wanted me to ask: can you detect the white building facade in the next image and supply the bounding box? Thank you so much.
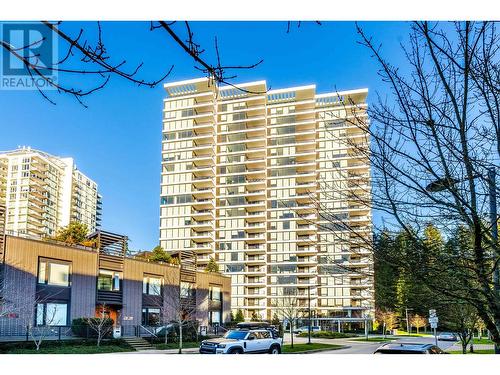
[0,147,101,237]
[160,78,373,323]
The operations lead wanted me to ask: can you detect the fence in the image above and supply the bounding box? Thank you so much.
[0,324,78,342]
[0,323,228,342]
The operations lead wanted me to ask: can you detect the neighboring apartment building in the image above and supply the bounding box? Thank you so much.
[160,78,373,324]
[0,231,230,336]
[0,147,102,237]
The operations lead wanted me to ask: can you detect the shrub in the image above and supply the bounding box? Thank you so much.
[153,321,200,342]
[71,318,114,339]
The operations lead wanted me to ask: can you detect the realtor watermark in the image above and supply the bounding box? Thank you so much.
[1,22,58,90]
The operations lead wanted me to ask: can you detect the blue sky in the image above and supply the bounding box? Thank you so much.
[0,21,411,251]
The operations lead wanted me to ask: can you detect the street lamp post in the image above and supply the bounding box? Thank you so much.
[308,285,312,344]
[426,167,499,353]
[405,308,413,336]
[488,168,499,354]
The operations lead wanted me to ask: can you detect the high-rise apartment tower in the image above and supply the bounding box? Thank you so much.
[0,147,102,237]
[160,78,372,322]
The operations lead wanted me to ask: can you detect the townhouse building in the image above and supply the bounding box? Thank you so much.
[0,230,230,336]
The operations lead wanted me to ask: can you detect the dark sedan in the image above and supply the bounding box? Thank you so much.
[374,343,447,354]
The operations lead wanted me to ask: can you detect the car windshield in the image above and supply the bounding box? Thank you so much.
[224,331,248,340]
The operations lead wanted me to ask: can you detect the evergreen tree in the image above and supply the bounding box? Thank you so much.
[374,231,398,310]
[205,257,220,273]
[234,309,244,323]
[149,246,172,263]
[54,222,89,245]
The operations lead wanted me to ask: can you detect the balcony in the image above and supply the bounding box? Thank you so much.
[294,204,316,214]
[191,221,213,231]
[192,243,214,254]
[245,244,266,254]
[245,255,266,264]
[244,267,266,275]
[191,210,214,221]
[296,224,316,234]
[296,246,317,254]
[245,222,266,233]
[196,254,213,263]
[245,278,266,286]
[296,235,317,245]
[245,233,266,243]
[345,258,372,267]
[192,199,214,210]
[192,187,214,199]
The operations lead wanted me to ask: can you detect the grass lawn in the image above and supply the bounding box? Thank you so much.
[350,337,394,342]
[283,343,344,353]
[154,341,200,350]
[448,349,495,354]
[4,344,133,354]
[462,338,495,345]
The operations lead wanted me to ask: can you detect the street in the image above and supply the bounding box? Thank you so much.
[282,333,458,354]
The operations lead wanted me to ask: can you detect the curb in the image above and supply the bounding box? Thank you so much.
[283,345,349,354]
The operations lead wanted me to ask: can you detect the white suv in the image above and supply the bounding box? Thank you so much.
[200,329,282,354]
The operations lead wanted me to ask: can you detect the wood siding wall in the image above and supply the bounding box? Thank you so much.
[2,236,98,325]
[0,236,232,331]
[195,271,232,325]
[122,258,180,326]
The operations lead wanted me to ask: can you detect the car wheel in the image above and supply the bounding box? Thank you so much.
[269,345,281,354]
[229,348,243,354]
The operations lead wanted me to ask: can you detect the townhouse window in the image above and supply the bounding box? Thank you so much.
[141,308,161,326]
[98,270,121,291]
[180,282,195,298]
[36,302,68,326]
[37,259,70,287]
[209,311,221,325]
[143,276,162,295]
[209,286,222,302]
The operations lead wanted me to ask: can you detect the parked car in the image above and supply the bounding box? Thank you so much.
[200,328,282,354]
[293,326,321,334]
[437,332,458,341]
[235,322,280,339]
[374,343,447,354]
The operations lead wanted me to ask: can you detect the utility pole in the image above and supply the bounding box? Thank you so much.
[488,168,500,354]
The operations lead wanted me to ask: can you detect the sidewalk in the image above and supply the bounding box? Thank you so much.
[125,347,200,354]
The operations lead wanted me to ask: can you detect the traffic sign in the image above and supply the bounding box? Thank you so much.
[430,322,437,329]
[429,317,439,324]
[429,309,436,317]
